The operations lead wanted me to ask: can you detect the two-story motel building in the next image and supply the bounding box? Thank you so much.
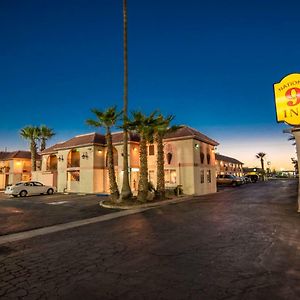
[32,126,219,196]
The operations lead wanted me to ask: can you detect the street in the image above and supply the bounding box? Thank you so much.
[0,179,300,299]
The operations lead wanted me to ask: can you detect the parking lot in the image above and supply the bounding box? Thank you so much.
[0,192,118,236]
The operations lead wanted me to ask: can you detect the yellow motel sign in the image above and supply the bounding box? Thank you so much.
[274,73,300,126]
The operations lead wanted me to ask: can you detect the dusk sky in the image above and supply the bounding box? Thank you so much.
[1,0,299,169]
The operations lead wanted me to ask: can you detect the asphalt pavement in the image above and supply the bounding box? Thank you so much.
[0,193,118,236]
[0,179,299,299]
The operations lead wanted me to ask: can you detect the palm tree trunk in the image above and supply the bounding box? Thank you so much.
[120,0,132,201]
[261,158,265,181]
[40,138,46,152]
[106,129,120,201]
[138,136,148,202]
[156,135,165,199]
[31,141,37,172]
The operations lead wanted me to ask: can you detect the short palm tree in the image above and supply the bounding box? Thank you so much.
[127,111,158,202]
[86,106,122,202]
[39,125,55,151]
[256,152,266,180]
[154,114,180,199]
[20,126,40,171]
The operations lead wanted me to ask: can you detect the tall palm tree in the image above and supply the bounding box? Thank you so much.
[39,125,55,151]
[120,0,132,200]
[128,111,158,202]
[154,114,180,199]
[20,126,40,171]
[288,134,296,146]
[86,106,122,202]
[256,152,266,181]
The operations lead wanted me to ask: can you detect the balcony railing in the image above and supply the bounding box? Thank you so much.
[67,159,80,168]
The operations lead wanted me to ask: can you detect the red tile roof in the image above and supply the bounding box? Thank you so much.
[42,127,218,154]
[164,126,219,146]
[0,151,37,160]
[215,154,243,165]
[42,132,140,154]
[42,133,106,154]
[112,132,140,144]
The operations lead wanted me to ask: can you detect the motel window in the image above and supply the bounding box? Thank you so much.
[207,170,211,183]
[207,153,211,165]
[200,170,205,183]
[200,152,205,164]
[149,145,155,156]
[69,171,80,181]
[164,169,177,184]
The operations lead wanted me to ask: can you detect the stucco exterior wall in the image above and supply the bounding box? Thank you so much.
[0,174,5,189]
[147,138,216,195]
[31,171,54,187]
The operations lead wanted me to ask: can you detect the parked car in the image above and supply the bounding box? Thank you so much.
[217,174,243,187]
[5,181,56,197]
[245,174,259,183]
[240,176,251,184]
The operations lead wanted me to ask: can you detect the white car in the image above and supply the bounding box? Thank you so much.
[5,181,56,197]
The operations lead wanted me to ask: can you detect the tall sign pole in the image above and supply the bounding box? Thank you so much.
[274,73,300,212]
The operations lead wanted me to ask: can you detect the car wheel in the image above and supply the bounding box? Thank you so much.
[19,190,28,197]
[232,182,237,187]
[47,188,54,195]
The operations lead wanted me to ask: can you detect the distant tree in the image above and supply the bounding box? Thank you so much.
[256,152,266,181]
[39,125,55,151]
[20,126,40,171]
[86,106,122,202]
[291,158,298,175]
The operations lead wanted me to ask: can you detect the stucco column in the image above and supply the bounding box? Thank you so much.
[291,127,300,212]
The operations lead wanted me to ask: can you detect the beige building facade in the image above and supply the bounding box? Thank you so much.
[0,151,32,189]
[33,126,219,196]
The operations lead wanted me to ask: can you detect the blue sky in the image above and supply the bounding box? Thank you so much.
[0,0,299,168]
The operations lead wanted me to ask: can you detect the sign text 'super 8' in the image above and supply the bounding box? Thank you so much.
[274,73,300,126]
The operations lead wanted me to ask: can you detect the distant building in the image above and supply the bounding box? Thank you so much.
[33,126,219,196]
[215,154,243,176]
[243,167,262,175]
[0,151,33,189]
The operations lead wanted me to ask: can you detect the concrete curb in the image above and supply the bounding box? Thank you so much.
[99,196,192,210]
[0,207,150,246]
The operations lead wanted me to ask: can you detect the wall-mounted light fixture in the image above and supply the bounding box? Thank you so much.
[82,152,88,159]
[58,155,64,162]
[98,149,102,154]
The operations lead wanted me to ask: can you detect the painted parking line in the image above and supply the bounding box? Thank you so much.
[0,207,151,246]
